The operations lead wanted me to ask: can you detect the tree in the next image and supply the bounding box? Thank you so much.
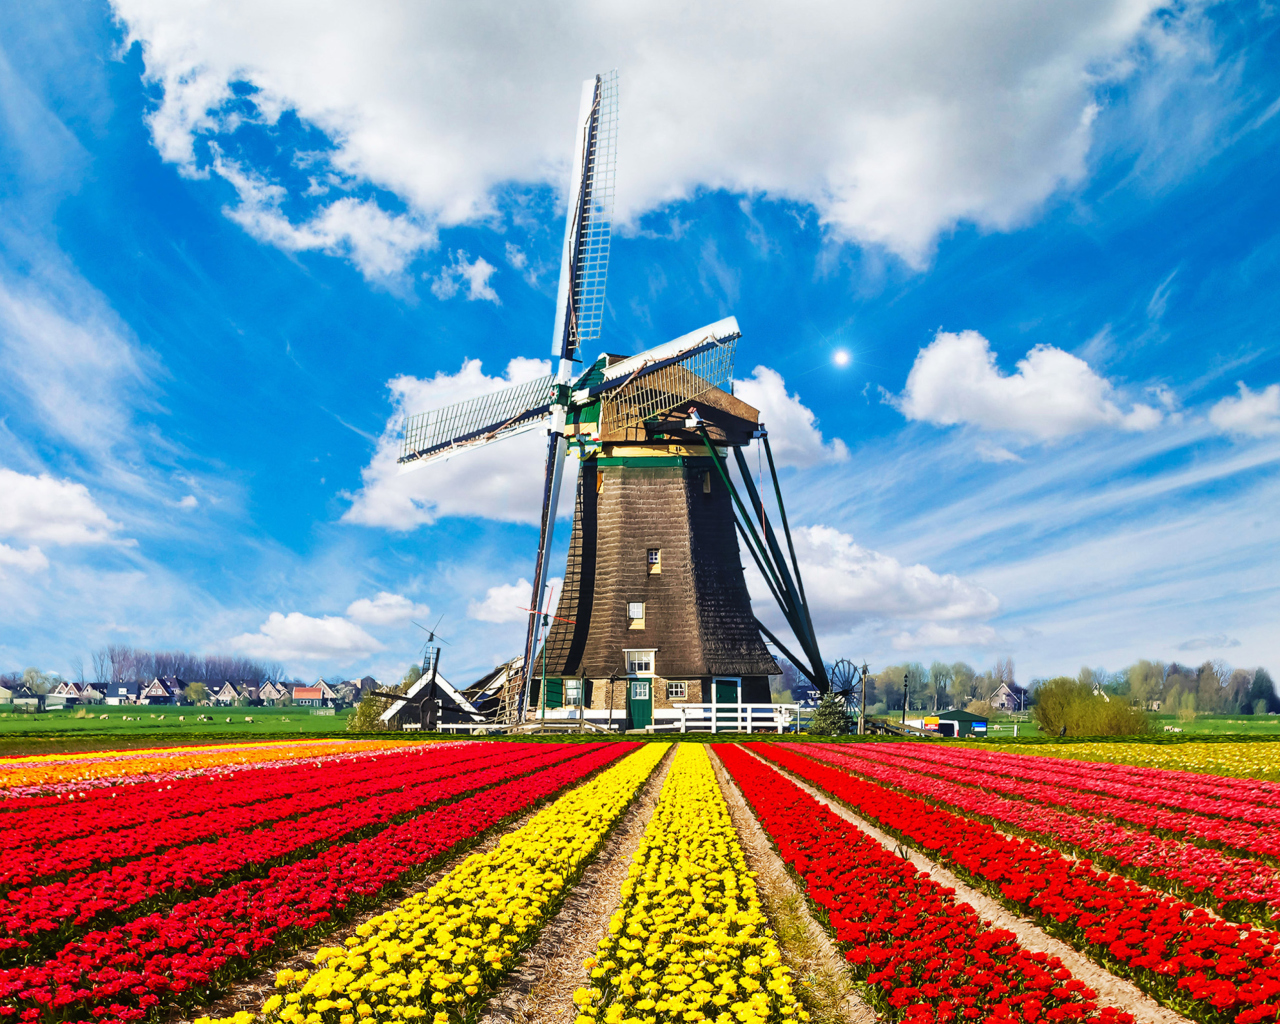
[1252,669,1279,714]
[1126,660,1164,708]
[928,661,953,711]
[808,692,849,736]
[951,662,977,701]
[183,681,208,704]
[21,668,55,694]
[1226,669,1254,712]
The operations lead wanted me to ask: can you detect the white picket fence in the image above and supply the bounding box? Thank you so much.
[651,702,798,734]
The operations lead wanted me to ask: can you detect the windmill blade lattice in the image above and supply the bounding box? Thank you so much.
[567,70,617,358]
[399,373,555,466]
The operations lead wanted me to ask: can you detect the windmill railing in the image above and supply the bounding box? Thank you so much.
[649,702,798,734]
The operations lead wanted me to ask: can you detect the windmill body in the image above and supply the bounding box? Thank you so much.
[396,72,825,730]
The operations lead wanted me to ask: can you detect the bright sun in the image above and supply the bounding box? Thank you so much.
[832,349,851,367]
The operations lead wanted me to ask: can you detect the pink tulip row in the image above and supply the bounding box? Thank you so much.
[803,744,1280,925]
[0,742,633,1024]
[875,742,1280,827]
[821,743,1280,861]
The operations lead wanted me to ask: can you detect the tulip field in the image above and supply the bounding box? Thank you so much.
[1,739,1278,1024]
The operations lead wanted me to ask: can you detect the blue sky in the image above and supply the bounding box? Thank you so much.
[1,0,1278,686]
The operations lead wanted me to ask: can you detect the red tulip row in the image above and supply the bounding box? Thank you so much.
[821,742,1280,862]
[0,743,466,866]
[0,742,634,1024]
[0,742,536,889]
[757,743,1280,1024]
[803,744,1280,926]
[893,743,1280,820]
[714,744,1132,1024]
[0,743,588,962]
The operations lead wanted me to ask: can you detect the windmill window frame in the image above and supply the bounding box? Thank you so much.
[564,678,584,705]
[647,548,661,574]
[627,601,645,628]
[624,649,655,676]
[666,680,687,700]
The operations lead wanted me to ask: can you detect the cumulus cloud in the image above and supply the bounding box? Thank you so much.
[897,330,1162,440]
[213,152,435,280]
[752,525,999,639]
[343,357,577,529]
[1209,382,1280,438]
[0,468,122,545]
[468,576,564,623]
[229,611,383,664]
[346,591,430,626]
[0,544,49,575]
[732,366,847,468]
[429,251,500,303]
[110,0,1187,268]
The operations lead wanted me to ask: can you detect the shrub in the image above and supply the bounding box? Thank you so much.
[1032,676,1150,737]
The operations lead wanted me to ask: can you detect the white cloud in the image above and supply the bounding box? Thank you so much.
[343,356,577,529]
[229,611,383,664]
[0,468,122,545]
[1209,382,1280,438]
[213,153,435,281]
[0,544,49,575]
[733,366,847,468]
[468,579,533,624]
[429,251,499,303]
[346,591,430,627]
[177,494,198,509]
[110,0,1189,268]
[897,330,1162,440]
[790,525,999,629]
[891,622,1002,651]
[975,441,1023,464]
[467,576,564,623]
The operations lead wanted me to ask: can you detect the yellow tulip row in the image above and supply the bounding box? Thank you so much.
[987,739,1280,779]
[573,744,807,1024]
[0,739,404,790]
[196,741,669,1024]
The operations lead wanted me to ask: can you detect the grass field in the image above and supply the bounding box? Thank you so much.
[0,705,355,756]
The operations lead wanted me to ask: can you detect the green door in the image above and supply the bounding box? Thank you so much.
[714,677,740,729]
[628,679,652,730]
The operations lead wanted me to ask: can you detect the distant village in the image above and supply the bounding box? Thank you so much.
[0,675,382,712]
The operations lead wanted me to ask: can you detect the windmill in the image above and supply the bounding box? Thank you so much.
[397,71,831,728]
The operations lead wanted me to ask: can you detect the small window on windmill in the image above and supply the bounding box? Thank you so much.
[666,680,687,700]
[565,678,583,705]
[625,650,655,675]
[647,548,661,574]
[627,601,645,628]
[702,470,712,494]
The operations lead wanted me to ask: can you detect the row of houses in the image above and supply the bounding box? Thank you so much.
[1,676,381,710]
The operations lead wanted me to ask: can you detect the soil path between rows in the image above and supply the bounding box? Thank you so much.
[707,746,878,1024]
[737,743,1193,1024]
[478,743,677,1024]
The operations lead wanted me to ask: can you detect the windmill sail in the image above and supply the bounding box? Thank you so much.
[398,373,555,468]
[521,71,618,722]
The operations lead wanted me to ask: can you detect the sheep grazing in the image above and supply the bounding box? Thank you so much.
[244,716,254,723]
[99,714,108,720]
[226,717,232,723]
